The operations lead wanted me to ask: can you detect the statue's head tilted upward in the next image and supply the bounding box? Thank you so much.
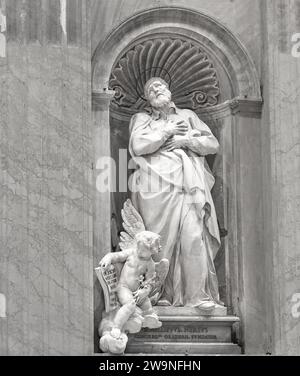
[144,77,171,108]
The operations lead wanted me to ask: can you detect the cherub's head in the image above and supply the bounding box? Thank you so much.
[135,231,162,259]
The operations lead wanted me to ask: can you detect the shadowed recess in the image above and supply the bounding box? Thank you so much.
[109,37,220,114]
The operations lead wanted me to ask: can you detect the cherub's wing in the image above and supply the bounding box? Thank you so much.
[119,199,145,251]
[149,258,169,299]
[121,199,145,237]
[119,231,135,251]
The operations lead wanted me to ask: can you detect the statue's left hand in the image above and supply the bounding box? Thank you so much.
[162,136,190,151]
[99,254,112,269]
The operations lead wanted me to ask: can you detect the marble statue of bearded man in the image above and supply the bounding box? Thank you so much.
[129,77,222,310]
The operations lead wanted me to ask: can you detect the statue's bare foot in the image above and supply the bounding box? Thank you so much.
[143,313,162,329]
[110,327,121,339]
[157,299,171,306]
[123,316,143,334]
[100,331,128,354]
[197,301,215,310]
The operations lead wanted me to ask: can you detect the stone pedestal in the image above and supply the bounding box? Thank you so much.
[126,307,241,355]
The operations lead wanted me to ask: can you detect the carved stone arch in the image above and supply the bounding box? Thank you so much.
[109,36,225,118]
[92,6,261,100]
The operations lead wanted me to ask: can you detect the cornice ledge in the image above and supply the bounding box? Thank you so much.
[228,97,263,117]
[196,97,262,121]
[109,96,263,123]
[92,90,115,110]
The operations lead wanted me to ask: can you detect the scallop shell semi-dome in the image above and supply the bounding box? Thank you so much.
[109,38,220,114]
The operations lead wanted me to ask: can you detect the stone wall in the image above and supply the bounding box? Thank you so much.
[0,0,93,355]
[261,0,300,356]
[91,0,262,78]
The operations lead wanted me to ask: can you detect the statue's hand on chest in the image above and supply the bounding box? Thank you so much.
[151,116,189,136]
[150,118,165,132]
[159,117,193,152]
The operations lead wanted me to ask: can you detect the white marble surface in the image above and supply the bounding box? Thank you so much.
[260,0,300,356]
[91,0,262,78]
[0,37,93,355]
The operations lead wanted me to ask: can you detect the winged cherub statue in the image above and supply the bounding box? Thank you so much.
[97,199,169,354]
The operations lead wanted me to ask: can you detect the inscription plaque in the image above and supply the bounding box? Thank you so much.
[130,322,231,343]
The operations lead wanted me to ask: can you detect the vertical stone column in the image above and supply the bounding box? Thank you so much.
[203,98,265,353]
[201,103,236,312]
[92,90,114,349]
[1,0,93,356]
[232,101,265,354]
[219,111,237,314]
[262,0,300,355]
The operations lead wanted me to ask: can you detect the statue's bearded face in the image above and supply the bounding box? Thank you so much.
[146,80,172,108]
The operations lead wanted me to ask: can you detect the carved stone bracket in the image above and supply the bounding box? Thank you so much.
[93,7,261,101]
[92,90,115,111]
[228,97,263,117]
[196,97,263,122]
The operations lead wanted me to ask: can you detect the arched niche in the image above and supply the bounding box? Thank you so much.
[92,7,261,98]
[108,33,231,237]
[92,6,262,352]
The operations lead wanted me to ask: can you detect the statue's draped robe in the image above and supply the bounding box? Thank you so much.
[129,104,221,306]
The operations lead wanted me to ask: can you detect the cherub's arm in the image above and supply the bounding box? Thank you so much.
[144,261,156,286]
[99,249,132,268]
[140,262,156,294]
[133,261,156,305]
